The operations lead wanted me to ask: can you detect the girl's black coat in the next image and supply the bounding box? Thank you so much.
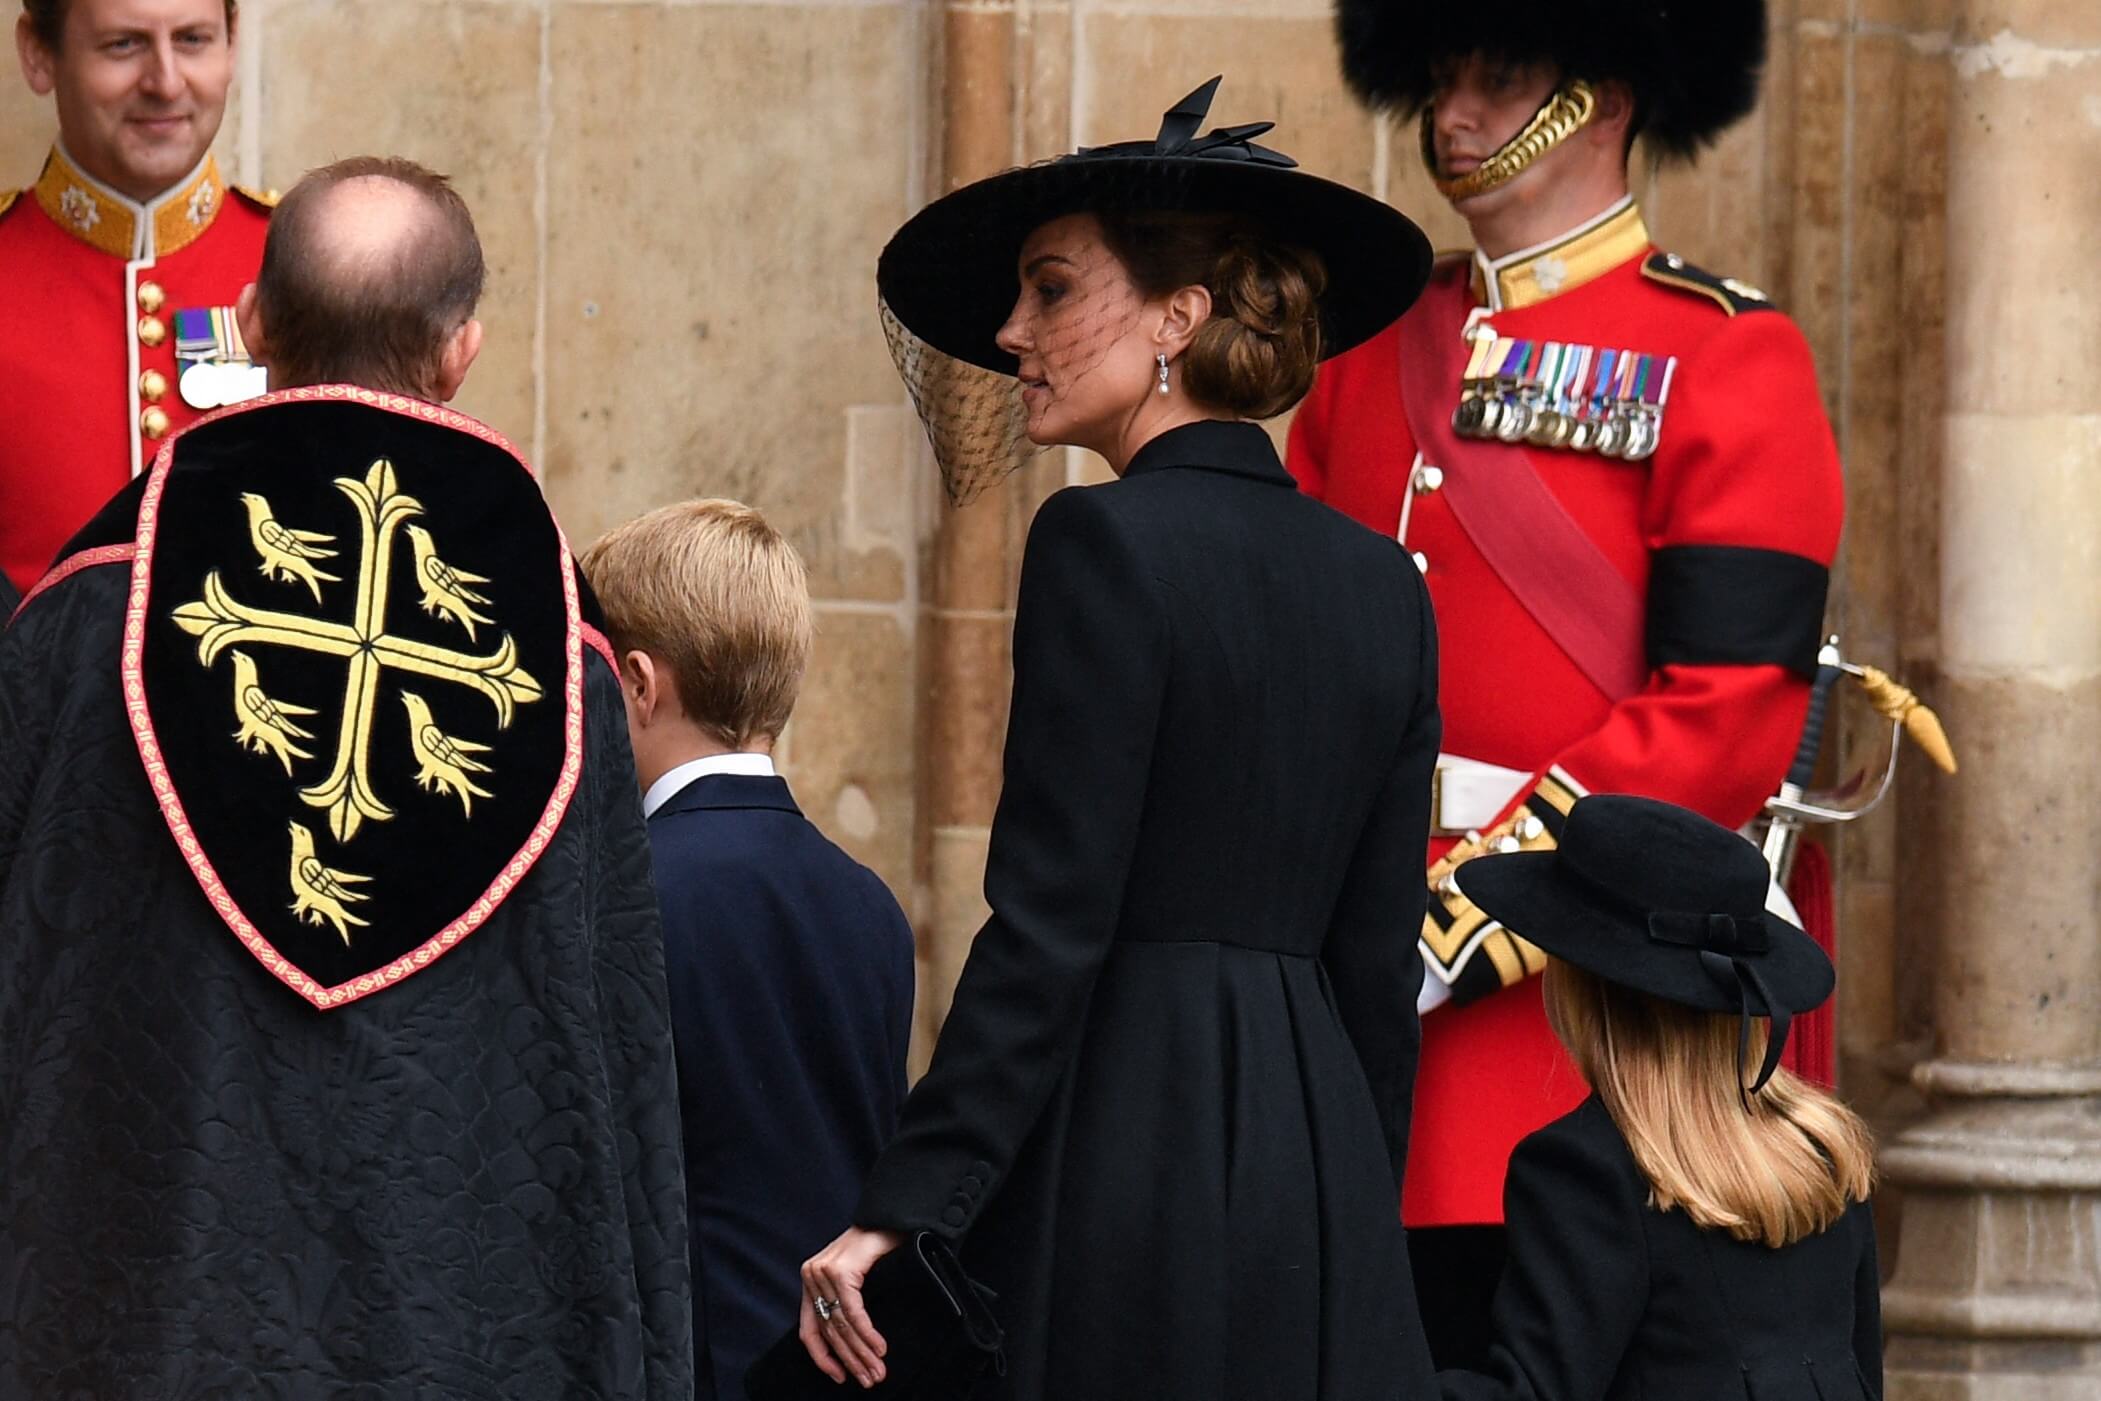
[1443,1095,1883,1401]
[855,419,1442,1400]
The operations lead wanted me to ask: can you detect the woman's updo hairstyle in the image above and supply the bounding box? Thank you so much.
[1096,209,1328,421]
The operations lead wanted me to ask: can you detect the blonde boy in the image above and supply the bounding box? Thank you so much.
[581,500,914,1401]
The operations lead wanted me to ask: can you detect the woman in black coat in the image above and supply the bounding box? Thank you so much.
[1447,795,1883,1401]
[796,79,1441,1399]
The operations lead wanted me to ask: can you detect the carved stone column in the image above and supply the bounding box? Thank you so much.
[914,13,1017,1070]
[1880,3,2101,1394]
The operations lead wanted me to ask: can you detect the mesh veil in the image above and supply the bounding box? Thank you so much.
[873,78,1434,505]
[881,218,1147,508]
[879,298,1037,509]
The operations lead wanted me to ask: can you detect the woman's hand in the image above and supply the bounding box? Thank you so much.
[800,1225,906,1388]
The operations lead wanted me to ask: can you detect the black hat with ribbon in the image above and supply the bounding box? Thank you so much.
[1454,794,1833,1095]
[877,75,1432,377]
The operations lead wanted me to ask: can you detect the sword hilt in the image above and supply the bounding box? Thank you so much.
[1786,638,1846,793]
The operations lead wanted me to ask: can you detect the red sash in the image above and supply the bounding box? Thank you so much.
[1394,266,1648,703]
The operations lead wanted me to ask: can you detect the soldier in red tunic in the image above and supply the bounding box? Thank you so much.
[2,0,271,596]
[1287,0,1844,1368]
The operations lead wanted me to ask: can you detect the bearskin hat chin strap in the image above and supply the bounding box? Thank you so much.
[1419,80,1598,201]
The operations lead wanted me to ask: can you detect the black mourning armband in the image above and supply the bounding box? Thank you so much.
[1645,544,1828,680]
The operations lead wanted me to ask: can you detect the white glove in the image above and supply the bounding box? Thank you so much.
[1416,951,1454,1016]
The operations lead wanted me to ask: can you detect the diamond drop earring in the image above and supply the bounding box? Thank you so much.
[1156,352,1171,396]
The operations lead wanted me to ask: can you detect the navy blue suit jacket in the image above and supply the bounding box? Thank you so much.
[647,772,915,1400]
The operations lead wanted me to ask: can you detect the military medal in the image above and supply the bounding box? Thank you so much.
[1523,342,1566,446]
[1448,332,1679,460]
[175,306,269,410]
[1555,345,1591,448]
[1622,355,1676,460]
[1451,333,1503,436]
[1493,341,1538,442]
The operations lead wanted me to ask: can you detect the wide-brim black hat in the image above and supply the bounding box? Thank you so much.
[1336,0,1767,162]
[877,76,1432,376]
[1455,794,1832,1090]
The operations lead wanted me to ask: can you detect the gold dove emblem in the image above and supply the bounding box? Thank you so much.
[229,649,318,775]
[288,821,372,944]
[407,524,495,639]
[240,491,341,603]
[402,690,494,817]
[172,459,542,947]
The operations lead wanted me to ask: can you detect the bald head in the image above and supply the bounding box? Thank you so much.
[241,156,486,402]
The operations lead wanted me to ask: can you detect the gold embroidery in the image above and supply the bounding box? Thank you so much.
[1421,768,1586,986]
[128,388,583,1009]
[32,148,225,257]
[403,690,494,817]
[1477,204,1652,311]
[228,649,319,774]
[288,821,372,943]
[406,524,495,638]
[173,459,543,940]
[240,491,342,602]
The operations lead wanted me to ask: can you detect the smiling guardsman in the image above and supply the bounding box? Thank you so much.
[2,0,273,597]
[1286,0,1844,1370]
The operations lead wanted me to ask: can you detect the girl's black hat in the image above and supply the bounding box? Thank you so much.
[876,76,1433,376]
[1455,794,1833,1093]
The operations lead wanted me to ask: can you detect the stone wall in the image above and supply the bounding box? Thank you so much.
[0,0,2000,1099]
[14,0,2101,1383]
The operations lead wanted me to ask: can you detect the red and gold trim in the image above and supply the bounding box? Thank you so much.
[122,386,581,1011]
[8,543,137,624]
[581,623,618,673]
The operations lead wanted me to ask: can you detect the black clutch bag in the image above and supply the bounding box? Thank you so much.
[745,1232,1005,1401]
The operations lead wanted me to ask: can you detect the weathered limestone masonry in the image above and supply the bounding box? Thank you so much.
[1878,2,2101,1395]
[3,2,2099,1382]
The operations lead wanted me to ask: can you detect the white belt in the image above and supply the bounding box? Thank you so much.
[1432,753,1533,835]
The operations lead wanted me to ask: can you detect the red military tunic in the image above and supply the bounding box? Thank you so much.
[0,146,273,594]
[1287,200,1844,1227]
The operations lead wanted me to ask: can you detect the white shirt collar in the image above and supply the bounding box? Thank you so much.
[642,752,777,817]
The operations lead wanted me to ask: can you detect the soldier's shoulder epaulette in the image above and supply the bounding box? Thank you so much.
[1642,252,1778,316]
[231,183,279,212]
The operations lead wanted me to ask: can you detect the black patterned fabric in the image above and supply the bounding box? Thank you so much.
[0,498,692,1396]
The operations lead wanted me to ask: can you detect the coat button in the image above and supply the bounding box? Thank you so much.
[139,369,168,402]
[140,406,170,440]
[137,315,167,348]
[137,280,166,314]
[1412,551,1430,574]
[941,1206,966,1229]
[1412,464,1444,494]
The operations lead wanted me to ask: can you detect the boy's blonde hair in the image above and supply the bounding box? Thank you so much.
[1543,957,1875,1248]
[579,499,813,750]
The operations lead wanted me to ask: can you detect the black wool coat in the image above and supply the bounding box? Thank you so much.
[855,419,1443,1401]
[1441,1096,1883,1401]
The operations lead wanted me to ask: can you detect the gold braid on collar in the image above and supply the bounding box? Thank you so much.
[1420,80,1598,202]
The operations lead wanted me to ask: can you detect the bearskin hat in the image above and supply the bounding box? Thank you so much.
[1335,0,1767,162]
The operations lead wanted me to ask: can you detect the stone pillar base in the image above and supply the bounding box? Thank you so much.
[1881,1061,2101,1399]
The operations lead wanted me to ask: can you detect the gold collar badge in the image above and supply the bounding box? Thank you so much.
[33,146,225,258]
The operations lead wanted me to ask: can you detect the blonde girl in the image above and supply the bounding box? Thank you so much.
[1443,793,1882,1401]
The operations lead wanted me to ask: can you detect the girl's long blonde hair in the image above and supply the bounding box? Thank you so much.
[1543,957,1875,1248]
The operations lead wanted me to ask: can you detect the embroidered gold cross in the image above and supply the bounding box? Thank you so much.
[174,459,542,845]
